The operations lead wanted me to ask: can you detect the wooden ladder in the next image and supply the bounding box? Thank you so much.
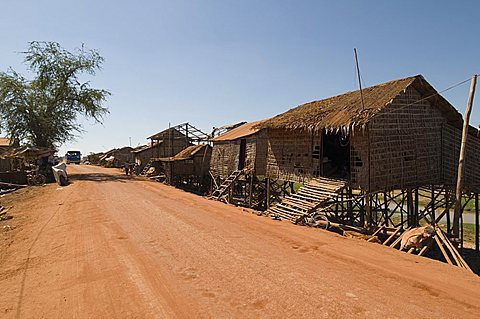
[140,158,156,176]
[210,170,244,201]
[266,177,347,224]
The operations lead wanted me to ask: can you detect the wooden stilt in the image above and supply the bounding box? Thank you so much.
[414,188,419,226]
[476,193,479,255]
[431,185,436,221]
[248,174,253,208]
[446,190,451,233]
[266,178,271,209]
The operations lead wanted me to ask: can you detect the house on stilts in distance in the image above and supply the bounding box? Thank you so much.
[209,120,295,208]
[254,75,480,250]
[135,123,210,175]
[158,144,212,194]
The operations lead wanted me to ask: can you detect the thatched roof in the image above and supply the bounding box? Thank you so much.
[258,75,464,132]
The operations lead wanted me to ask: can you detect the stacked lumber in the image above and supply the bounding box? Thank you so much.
[382,226,473,273]
[433,228,473,272]
[267,177,347,224]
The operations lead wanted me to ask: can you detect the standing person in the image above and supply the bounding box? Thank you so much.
[124,161,129,176]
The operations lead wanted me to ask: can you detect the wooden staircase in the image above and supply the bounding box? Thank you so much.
[140,158,157,176]
[267,177,347,224]
[210,170,244,201]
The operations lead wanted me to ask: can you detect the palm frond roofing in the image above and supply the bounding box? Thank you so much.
[258,75,463,132]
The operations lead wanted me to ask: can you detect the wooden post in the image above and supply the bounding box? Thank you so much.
[248,174,254,208]
[383,191,388,227]
[359,194,365,226]
[348,187,353,224]
[431,185,436,221]
[453,75,477,237]
[475,193,479,255]
[407,189,414,227]
[266,178,271,209]
[365,194,371,228]
[414,188,419,226]
[446,190,451,233]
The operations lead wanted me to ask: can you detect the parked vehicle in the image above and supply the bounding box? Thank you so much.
[66,150,81,164]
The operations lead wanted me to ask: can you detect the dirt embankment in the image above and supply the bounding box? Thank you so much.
[1,165,479,318]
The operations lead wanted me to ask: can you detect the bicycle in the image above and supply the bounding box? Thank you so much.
[26,170,46,186]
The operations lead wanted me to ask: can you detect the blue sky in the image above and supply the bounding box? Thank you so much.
[1,0,479,155]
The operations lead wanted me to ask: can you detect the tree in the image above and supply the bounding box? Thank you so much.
[0,41,110,148]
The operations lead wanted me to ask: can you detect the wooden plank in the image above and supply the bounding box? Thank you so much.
[300,187,334,198]
[436,230,463,267]
[371,225,386,237]
[418,239,433,256]
[284,195,316,207]
[383,227,401,246]
[277,203,308,215]
[437,229,472,272]
[304,184,340,193]
[298,190,328,201]
[389,228,410,248]
[281,199,313,211]
[434,234,453,265]
[269,208,296,221]
[290,192,321,202]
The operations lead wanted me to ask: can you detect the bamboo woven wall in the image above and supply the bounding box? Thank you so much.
[357,86,445,191]
[442,124,480,192]
[210,132,267,178]
[266,128,321,183]
[253,130,268,176]
[210,142,240,178]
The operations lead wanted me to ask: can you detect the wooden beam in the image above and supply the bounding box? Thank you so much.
[476,193,479,255]
[434,233,453,265]
[453,75,477,237]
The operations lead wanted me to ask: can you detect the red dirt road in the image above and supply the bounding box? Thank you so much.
[1,165,480,318]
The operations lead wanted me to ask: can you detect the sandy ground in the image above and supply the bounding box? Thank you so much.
[1,164,480,319]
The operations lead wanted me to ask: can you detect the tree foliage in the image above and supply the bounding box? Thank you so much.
[0,41,110,148]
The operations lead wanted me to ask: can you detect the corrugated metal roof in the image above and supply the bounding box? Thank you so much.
[159,144,210,162]
[211,121,264,142]
[148,127,186,140]
[132,142,163,154]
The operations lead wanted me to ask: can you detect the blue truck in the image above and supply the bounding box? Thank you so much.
[66,150,81,164]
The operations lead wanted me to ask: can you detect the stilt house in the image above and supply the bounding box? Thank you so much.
[134,127,191,172]
[158,144,212,192]
[258,75,480,193]
[99,146,133,168]
[210,121,268,178]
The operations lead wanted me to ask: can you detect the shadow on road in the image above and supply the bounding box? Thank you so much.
[68,173,132,183]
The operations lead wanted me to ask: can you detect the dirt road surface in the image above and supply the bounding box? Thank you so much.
[1,165,480,318]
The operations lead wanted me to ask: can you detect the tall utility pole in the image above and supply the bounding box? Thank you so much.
[354,48,370,226]
[354,48,366,111]
[453,74,477,238]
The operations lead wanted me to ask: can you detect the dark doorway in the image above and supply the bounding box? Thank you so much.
[238,139,247,170]
[322,132,350,179]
